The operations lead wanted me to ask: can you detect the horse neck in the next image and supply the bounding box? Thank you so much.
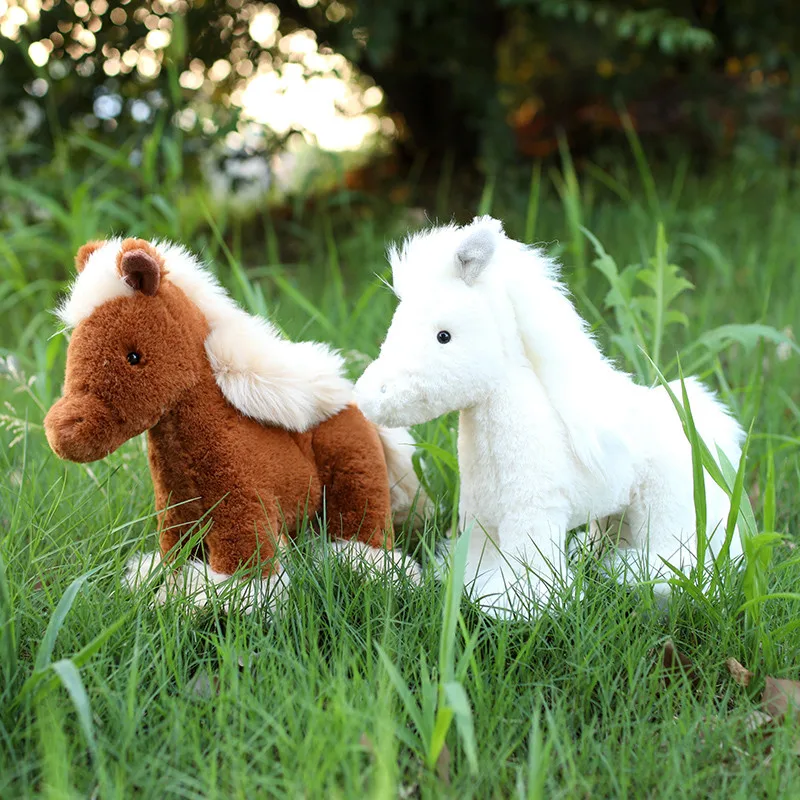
[148,358,229,458]
[147,286,225,442]
[458,360,559,463]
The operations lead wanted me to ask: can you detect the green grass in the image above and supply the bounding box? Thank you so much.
[1,136,800,797]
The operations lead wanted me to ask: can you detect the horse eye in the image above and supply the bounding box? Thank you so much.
[127,352,142,366]
[436,330,451,344]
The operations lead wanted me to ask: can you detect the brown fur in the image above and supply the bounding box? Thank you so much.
[45,239,393,578]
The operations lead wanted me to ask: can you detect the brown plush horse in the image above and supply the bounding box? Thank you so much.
[44,237,424,605]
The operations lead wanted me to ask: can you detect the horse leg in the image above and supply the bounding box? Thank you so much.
[158,516,205,563]
[203,489,283,577]
[608,471,699,602]
[476,512,569,617]
[587,514,631,550]
[148,491,287,612]
[154,488,208,562]
[311,405,393,548]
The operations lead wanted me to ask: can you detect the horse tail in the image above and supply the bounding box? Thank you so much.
[669,377,744,466]
[375,425,432,528]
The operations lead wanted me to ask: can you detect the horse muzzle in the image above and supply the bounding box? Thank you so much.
[354,363,436,429]
[44,393,128,463]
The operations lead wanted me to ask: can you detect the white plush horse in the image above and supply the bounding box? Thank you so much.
[354,215,744,617]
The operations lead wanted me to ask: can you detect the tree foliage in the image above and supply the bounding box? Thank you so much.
[1,0,798,166]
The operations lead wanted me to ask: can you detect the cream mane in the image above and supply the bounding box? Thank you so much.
[56,238,352,432]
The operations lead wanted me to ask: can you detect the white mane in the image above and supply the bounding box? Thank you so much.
[56,238,352,432]
[498,236,629,476]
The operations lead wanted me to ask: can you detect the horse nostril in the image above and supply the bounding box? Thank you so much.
[380,384,387,394]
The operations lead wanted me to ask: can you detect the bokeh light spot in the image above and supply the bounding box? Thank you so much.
[145,29,170,50]
[136,49,159,78]
[28,40,49,67]
[208,59,232,82]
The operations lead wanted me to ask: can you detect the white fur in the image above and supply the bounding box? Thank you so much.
[123,550,162,591]
[57,237,131,328]
[326,539,422,584]
[123,551,288,614]
[56,238,351,431]
[355,216,745,618]
[204,311,352,432]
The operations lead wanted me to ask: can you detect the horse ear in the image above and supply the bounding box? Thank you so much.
[75,240,105,273]
[117,239,164,296]
[456,216,503,285]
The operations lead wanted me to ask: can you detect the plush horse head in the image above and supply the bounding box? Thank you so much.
[46,238,352,462]
[353,216,528,428]
[354,215,614,471]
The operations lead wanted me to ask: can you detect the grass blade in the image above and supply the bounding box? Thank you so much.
[718,424,753,568]
[443,681,478,773]
[438,521,469,685]
[524,708,551,800]
[16,613,127,706]
[0,552,17,686]
[678,369,708,573]
[763,444,776,534]
[524,161,542,243]
[375,646,425,741]
[34,571,97,672]
[50,659,97,756]
[477,171,496,217]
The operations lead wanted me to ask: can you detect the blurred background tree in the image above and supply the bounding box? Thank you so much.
[298,0,800,164]
[0,0,798,195]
